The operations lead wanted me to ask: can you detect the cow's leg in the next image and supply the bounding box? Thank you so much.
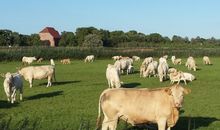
[11,89,16,104]
[107,79,111,88]
[184,79,187,85]
[157,119,166,130]
[167,127,171,130]
[19,88,23,101]
[47,77,52,87]
[29,79,33,88]
[108,120,118,130]
[101,116,109,130]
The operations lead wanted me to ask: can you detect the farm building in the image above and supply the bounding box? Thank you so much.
[39,27,61,47]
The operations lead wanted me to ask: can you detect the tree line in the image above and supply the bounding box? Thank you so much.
[0,27,220,47]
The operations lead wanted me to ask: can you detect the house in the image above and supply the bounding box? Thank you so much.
[39,27,61,47]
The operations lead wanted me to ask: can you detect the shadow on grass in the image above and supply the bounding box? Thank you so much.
[0,100,19,108]
[38,80,81,86]
[123,116,220,130]
[122,82,141,88]
[25,91,63,100]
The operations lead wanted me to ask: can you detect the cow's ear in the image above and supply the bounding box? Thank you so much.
[165,88,172,95]
[183,88,191,95]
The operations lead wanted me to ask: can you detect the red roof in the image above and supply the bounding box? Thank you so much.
[40,27,61,38]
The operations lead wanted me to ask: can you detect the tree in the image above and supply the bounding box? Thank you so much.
[59,31,77,46]
[82,34,103,47]
[75,27,98,46]
[172,35,185,44]
[109,31,128,47]
[28,34,41,46]
[146,33,164,43]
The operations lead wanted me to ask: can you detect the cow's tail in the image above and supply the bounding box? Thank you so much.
[96,93,104,130]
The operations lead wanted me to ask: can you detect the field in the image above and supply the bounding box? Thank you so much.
[0,58,220,130]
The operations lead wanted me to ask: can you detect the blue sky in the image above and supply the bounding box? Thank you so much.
[0,0,220,38]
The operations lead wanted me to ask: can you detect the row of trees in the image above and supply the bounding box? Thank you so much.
[1,27,220,47]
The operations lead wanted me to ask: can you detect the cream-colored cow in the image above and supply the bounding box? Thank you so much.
[203,56,211,65]
[18,61,56,88]
[96,85,191,130]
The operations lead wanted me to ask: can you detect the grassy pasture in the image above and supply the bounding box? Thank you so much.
[0,57,219,130]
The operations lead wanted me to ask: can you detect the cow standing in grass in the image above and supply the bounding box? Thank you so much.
[3,72,23,103]
[96,85,191,130]
[18,60,56,88]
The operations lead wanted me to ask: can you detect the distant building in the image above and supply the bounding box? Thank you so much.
[39,27,61,47]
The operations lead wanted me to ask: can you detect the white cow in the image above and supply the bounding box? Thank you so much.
[143,61,158,78]
[203,56,211,65]
[158,62,169,82]
[112,56,121,61]
[185,57,197,71]
[3,72,23,103]
[106,64,121,88]
[132,56,140,61]
[142,57,153,66]
[18,61,56,88]
[84,55,95,62]
[171,56,182,65]
[22,56,37,65]
[114,58,132,75]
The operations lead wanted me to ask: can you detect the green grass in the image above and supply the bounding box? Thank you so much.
[0,58,219,130]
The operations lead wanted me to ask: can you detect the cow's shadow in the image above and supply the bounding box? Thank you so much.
[38,80,81,86]
[122,82,141,88]
[0,100,19,108]
[124,116,220,130]
[25,91,63,100]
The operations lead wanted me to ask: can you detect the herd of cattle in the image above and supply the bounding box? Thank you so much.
[1,54,212,130]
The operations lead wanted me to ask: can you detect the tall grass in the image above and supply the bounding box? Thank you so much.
[1,46,220,61]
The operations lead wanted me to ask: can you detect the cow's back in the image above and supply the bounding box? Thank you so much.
[100,88,172,125]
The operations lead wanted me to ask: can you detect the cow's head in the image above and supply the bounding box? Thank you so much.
[165,84,191,108]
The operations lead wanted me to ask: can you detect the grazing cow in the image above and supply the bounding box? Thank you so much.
[61,58,71,64]
[22,56,37,65]
[139,64,146,77]
[185,57,197,71]
[142,57,153,66]
[112,56,122,61]
[37,58,43,63]
[203,56,211,65]
[3,72,23,103]
[114,58,133,75]
[171,56,182,65]
[169,71,187,85]
[132,56,140,61]
[106,64,121,88]
[96,85,191,130]
[158,62,169,82]
[127,64,134,74]
[159,57,167,64]
[143,61,158,78]
[84,55,95,62]
[18,61,56,88]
